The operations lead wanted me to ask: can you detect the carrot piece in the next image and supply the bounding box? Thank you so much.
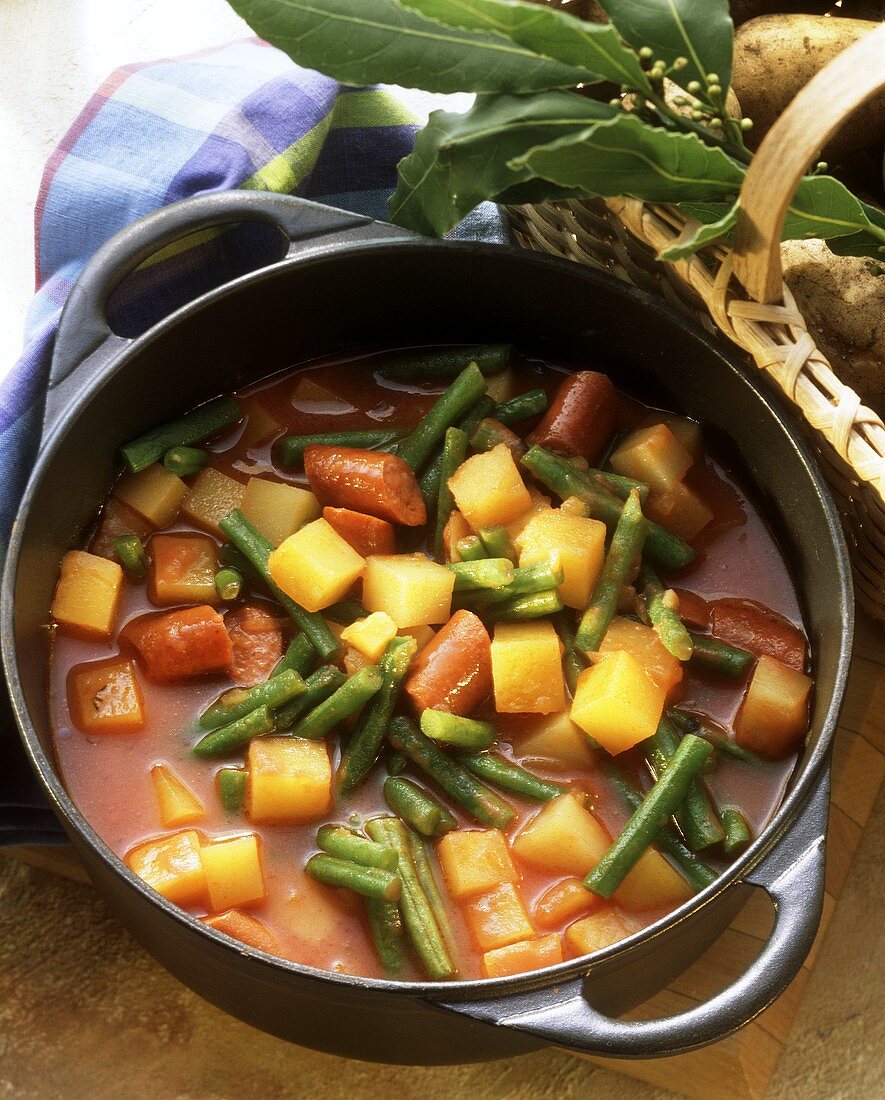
[671,588,710,630]
[527,372,619,464]
[204,909,280,954]
[322,506,397,556]
[404,609,493,716]
[710,598,806,671]
[122,606,233,683]
[305,446,426,526]
[148,534,218,606]
[225,603,286,686]
[481,933,563,978]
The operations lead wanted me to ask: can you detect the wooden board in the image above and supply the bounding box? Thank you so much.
[7,613,883,1100]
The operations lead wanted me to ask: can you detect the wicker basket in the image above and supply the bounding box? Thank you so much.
[507,12,885,620]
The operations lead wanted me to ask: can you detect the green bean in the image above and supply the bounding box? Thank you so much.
[494,389,547,425]
[305,854,401,902]
[364,897,408,975]
[218,541,260,582]
[420,710,496,752]
[466,561,564,606]
[272,634,316,679]
[434,427,468,559]
[688,634,754,679]
[406,829,459,965]
[324,597,366,625]
[575,490,647,654]
[461,753,564,803]
[397,364,488,472]
[588,467,650,505]
[477,525,517,562]
[456,536,487,562]
[192,706,275,760]
[214,567,243,601]
[386,749,409,776]
[470,418,526,457]
[199,669,306,731]
[217,768,248,813]
[488,589,564,622]
[121,396,241,473]
[337,638,415,796]
[521,446,696,571]
[316,824,399,871]
[420,395,500,516]
[383,777,457,837]
[274,666,347,729]
[584,735,714,898]
[276,429,404,467]
[367,817,456,979]
[640,565,693,662]
[387,716,515,829]
[721,809,752,854]
[162,445,209,477]
[645,717,724,851]
[446,558,514,592]
[113,534,146,581]
[376,344,511,382]
[554,611,587,696]
[292,665,383,740]
[219,510,339,660]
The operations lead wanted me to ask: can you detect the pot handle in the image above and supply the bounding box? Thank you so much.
[49,190,413,390]
[440,767,829,1059]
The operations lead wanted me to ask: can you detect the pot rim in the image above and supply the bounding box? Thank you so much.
[1,236,854,1001]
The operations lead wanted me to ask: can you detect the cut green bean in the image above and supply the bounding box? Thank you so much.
[420,394,499,517]
[324,597,366,625]
[214,567,243,602]
[305,853,401,902]
[446,558,514,592]
[467,560,565,606]
[688,634,754,679]
[575,489,647,654]
[477,525,517,562]
[494,389,547,426]
[200,668,306,731]
[461,753,564,803]
[121,396,241,473]
[376,344,511,382]
[434,427,468,559]
[162,445,209,477]
[316,824,399,871]
[272,634,316,679]
[218,541,260,582]
[456,535,488,562]
[406,829,459,966]
[554,612,588,696]
[383,777,457,837]
[470,418,526,457]
[387,716,515,829]
[640,565,693,662]
[489,589,564,622]
[113,534,146,581]
[274,665,347,729]
[192,706,275,760]
[420,710,496,752]
[219,510,339,660]
[645,717,724,851]
[584,735,714,898]
[365,897,408,975]
[277,429,404,467]
[588,467,650,505]
[386,749,409,776]
[721,808,752,854]
[337,638,415,796]
[397,364,488,472]
[292,665,383,740]
[217,768,248,813]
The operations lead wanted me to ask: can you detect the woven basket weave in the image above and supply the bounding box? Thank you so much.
[507,9,885,621]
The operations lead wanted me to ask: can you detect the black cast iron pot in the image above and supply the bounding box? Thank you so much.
[2,191,853,1065]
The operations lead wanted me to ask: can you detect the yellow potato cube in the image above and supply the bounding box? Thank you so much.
[516,510,606,609]
[491,621,565,714]
[240,398,284,447]
[559,496,590,517]
[464,883,536,951]
[516,713,594,771]
[438,829,518,900]
[512,794,610,876]
[268,518,365,613]
[646,482,714,542]
[291,375,350,412]
[564,908,629,957]
[448,444,532,530]
[247,737,332,824]
[504,487,552,542]
[641,413,702,459]
[571,651,665,753]
[67,658,145,734]
[240,476,321,547]
[150,764,204,828]
[362,554,455,628]
[148,534,218,606]
[201,833,266,912]
[615,848,693,911]
[114,464,188,527]
[398,624,436,652]
[340,612,398,662]
[484,368,514,403]
[52,550,124,638]
[180,468,246,536]
[735,655,812,759]
[610,423,693,492]
[481,933,563,978]
[126,830,207,908]
[598,616,683,694]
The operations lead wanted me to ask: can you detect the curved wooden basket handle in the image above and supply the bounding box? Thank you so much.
[733,22,885,304]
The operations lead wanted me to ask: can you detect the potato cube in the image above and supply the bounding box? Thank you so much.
[148,534,217,606]
[90,498,152,561]
[201,833,266,912]
[398,624,436,652]
[484,367,514,403]
[448,444,532,530]
[491,621,565,714]
[438,829,518,900]
[150,763,204,828]
[114,464,188,527]
[735,655,812,759]
[599,616,683,694]
[240,398,284,448]
[564,908,629,957]
[180,468,246,536]
[247,737,332,824]
[512,794,610,876]
[482,933,563,978]
[570,651,665,753]
[292,375,351,412]
[516,713,594,771]
[610,423,693,492]
[646,483,713,542]
[268,519,365,612]
[464,883,536,951]
[67,658,145,734]
[241,476,321,547]
[516,510,606,609]
[126,830,207,908]
[52,550,124,638]
[640,413,702,459]
[362,554,455,628]
[342,646,371,676]
[534,877,600,929]
[504,487,552,542]
[340,612,398,662]
[559,496,590,517]
[615,848,693,911]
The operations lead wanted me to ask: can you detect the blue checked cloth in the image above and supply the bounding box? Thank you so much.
[0,37,507,845]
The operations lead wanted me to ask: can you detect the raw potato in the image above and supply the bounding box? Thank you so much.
[732,15,885,161]
[729,1,830,26]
